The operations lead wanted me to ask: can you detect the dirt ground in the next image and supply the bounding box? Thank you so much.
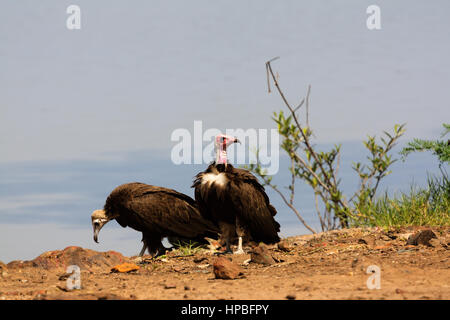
[1,226,449,300]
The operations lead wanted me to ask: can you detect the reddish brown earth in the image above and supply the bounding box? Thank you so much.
[0,227,449,300]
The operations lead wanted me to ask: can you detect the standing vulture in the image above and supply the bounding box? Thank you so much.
[91,182,219,257]
[192,134,280,254]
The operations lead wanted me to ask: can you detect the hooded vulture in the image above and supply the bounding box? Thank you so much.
[192,134,280,254]
[91,182,218,257]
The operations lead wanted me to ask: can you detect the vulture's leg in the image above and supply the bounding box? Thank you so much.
[139,242,148,256]
[139,234,148,256]
[155,243,168,257]
[219,222,235,254]
[146,235,167,258]
[234,218,246,254]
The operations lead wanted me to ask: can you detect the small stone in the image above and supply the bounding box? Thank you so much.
[213,257,244,280]
[250,245,276,265]
[286,294,296,300]
[110,263,140,273]
[277,240,292,252]
[164,284,176,289]
[407,229,437,246]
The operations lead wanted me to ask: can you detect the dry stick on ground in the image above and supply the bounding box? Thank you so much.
[265,58,351,228]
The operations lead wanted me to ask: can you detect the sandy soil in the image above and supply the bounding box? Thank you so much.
[0,226,449,300]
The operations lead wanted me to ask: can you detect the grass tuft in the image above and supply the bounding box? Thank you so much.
[349,173,449,227]
[171,240,203,256]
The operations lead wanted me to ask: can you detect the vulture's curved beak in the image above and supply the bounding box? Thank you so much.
[91,210,108,244]
[92,219,107,243]
[234,138,241,144]
[93,222,101,243]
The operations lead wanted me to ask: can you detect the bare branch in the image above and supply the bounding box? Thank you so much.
[266,180,317,234]
[293,98,305,114]
[289,157,296,205]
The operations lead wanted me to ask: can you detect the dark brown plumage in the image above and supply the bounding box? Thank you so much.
[91,182,219,257]
[192,163,280,253]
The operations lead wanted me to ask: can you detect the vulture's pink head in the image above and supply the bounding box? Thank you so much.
[214,134,240,164]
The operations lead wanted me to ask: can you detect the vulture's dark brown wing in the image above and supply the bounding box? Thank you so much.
[105,183,218,238]
[226,169,280,243]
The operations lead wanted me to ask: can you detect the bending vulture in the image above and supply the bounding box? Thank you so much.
[91,182,218,257]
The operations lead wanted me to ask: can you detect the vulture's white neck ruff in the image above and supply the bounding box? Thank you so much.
[202,172,228,188]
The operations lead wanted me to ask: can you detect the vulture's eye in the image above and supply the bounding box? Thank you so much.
[220,137,225,143]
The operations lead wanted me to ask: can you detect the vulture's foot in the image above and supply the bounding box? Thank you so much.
[233,236,245,254]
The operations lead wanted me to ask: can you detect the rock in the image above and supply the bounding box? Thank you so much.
[164,283,177,289]
[110,263,140,273]
[6,260,33,269]
[213,257,243,280]
[277,240,292,252]
[250,244,276,265]
[286,294,296,300]
[407,229,437,246]
[7,246,130,271]
[0,261,7,278]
